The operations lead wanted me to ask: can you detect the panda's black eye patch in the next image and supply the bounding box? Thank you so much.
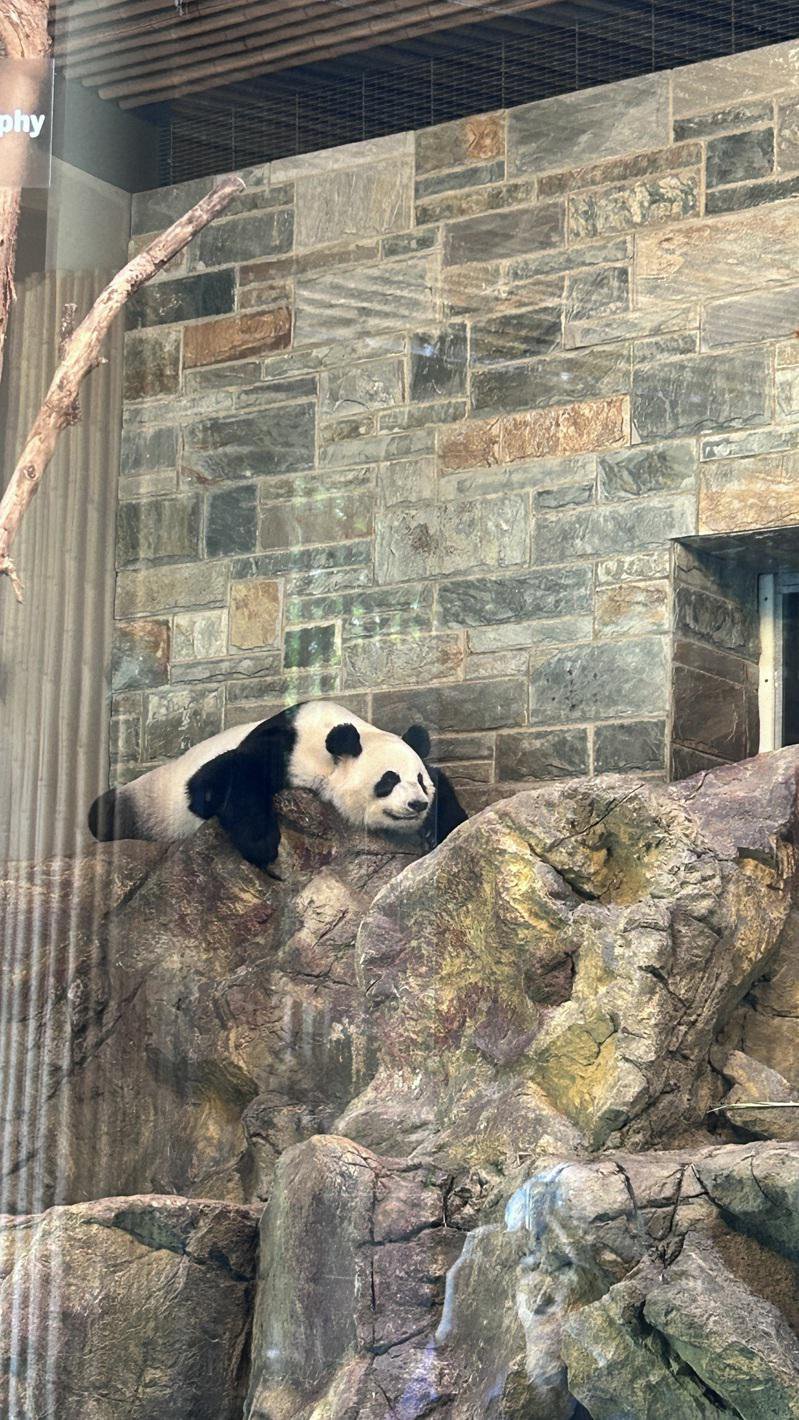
[418,773,425,789]
[374,771,400,798]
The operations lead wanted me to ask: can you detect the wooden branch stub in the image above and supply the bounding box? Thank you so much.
[0,173,245,602]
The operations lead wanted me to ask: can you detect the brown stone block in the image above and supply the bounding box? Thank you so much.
[229,579,281,650]
[699,453,799,533]
[671,663,749,761]
[438,418,501,471]
[183,307,292,368]
[500,396,629,463]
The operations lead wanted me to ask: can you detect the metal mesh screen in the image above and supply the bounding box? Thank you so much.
[156,0,799,186]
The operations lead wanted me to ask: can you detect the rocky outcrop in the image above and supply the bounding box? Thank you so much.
[0,1195,258,1419]
[4,750,799,1415]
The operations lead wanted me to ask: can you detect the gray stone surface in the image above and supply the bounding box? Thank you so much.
[373,678,527,733]
[144,686,223,759]
[496,727,588,781]
[409,324,467,399]
[508,73,670,175]
[295,257,436,343]
[632,351,770,439]
[126,270,235,329]
[191,208,293,270]
[472,344,630,415]
[284,623,338,669]
[534,497,695,564]
[594,718,666,773]
[569,174,699,238]
[470,306,561,364]
[320,356,404,415]
[121,426,178,478]
[436,566,593,628]
[530,637,668,723]
[375,497,528,585]
[706,173,799,214]
[598,440,696,500]
[116,496,201,567]
[295,161,412,249]
[444,202,564,266]
[205,484,258,558]
[184,404,316,481]
[706,127,775,187]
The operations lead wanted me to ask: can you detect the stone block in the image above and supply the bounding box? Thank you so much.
[530,637,668,725]
[465,648,529,680]
[205,484,257,558]
[634,332,699,362]
[535,481,594,510]
[674,100,773,140]
[295,257,435,343]
[321,357,404,415]
[632,351,769,439]
[437,565,592,628]
[378,457,436,506]
[443,203,564,267]
[671,663,750,760]
[415,113,504,173]
[260,493,372,550]
[225,668,340,706]
[439,451,595,500]
[496,728,588,781]
[116,561,229,617]
[699,453,799,533]
[116,495,201,567]
[701,427,799,460]
[674,583,757,659]
[243,375,319,408]
[594,719,666,774]
[595,581,669,638]
[704,284,799,349]
[565,265,629,320]
[121,426,178,477]
[636,205,799,306]
[508,74,670,176]
[284,624,338,669]
[534,496,695,564]
[295,162,412,248]
[375,495,527,585]
[232,542,371,579]
[569,175,699,239]
[597,549,671,584]
[143,686,223,760]
[228,579,281,650]
[471,345,630,416]
[598,441,696,500]
[778,98,799,172]
[706,127,774,187]
[372,678,527,734]
[183,308,291,367]
[110,712,141,764]
[410,325,467,400]
[415,159,504,199]
[467,615,593,653]
[173,608,228,661]
[439,396,630,470]
[131,176,226,235]
[778,367,799,419]
[191,208,293,270]
[706,174,799,215]
[470,308,562,365]
[343,633,462,690]
[126,270,235,329]
[271,132,411,181]
[111,619,170,692]
[183,361,261,392]
[382,228,440,258]
[170,652,280,686]
[184,403,316,481]
[671,41,799,118]
[565,303,697,353]
[287,583,434,640]
[124,329,181,401]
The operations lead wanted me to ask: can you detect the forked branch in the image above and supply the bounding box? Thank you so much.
[0,172,245,602]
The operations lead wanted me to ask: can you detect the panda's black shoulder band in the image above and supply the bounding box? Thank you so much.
[326,722,362,760]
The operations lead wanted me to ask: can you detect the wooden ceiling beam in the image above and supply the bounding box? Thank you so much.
[65,0,441,81]
[54,0,335,56]
[99,0,557,104]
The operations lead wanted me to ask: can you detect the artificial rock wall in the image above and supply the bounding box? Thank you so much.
[113,38,799,794]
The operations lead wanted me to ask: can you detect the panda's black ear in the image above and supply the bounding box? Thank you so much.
[326,722,362,761]
[402,723,431,760]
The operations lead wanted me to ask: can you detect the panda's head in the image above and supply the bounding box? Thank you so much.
[325,720,435,835]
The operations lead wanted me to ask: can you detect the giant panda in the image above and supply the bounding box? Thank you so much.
[89,699,468,874]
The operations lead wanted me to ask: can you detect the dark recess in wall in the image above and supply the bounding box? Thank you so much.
[135,0,799,186]
[53,75,160,193]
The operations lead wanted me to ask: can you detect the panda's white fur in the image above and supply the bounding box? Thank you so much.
[89,701,452,868]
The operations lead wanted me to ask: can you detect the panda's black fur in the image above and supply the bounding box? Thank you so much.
[89,700,467,874]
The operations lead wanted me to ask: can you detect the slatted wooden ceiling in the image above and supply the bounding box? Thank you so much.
[51,0,561,109]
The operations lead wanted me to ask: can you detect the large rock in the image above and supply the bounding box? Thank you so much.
[6,749,799,1416]
[0,793,420,1213]
[0,1194,258,1419]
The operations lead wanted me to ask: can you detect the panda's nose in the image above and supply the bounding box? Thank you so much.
[409,798,428,813]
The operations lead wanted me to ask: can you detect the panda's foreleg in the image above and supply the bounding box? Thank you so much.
[186,749,282,874]
[424,766,469,848]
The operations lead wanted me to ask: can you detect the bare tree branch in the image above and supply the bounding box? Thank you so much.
[0,172,246,601]
[0,0,51,386]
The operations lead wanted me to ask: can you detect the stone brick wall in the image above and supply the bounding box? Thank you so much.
[113,38,799,800]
